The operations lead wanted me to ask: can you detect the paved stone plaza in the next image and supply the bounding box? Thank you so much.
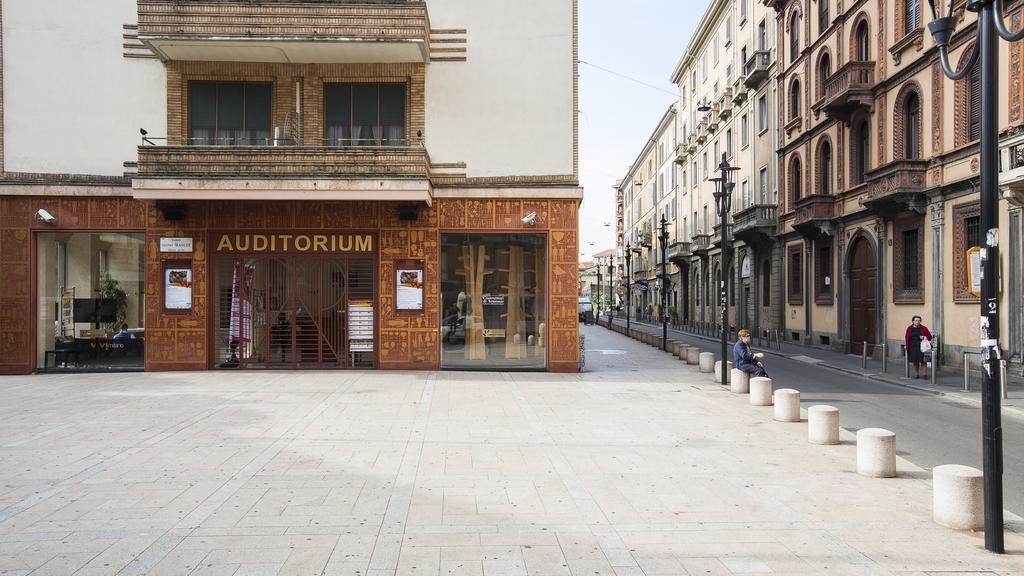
[1,327,1022,575]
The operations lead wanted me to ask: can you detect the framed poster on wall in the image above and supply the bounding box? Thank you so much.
[395,260,425,313]
[163,260,193,313]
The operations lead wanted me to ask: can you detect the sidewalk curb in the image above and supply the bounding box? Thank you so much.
[604,319,1024,420]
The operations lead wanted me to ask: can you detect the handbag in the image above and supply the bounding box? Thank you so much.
[920,338,932,354]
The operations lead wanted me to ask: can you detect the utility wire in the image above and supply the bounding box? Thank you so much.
[578,59,678,98]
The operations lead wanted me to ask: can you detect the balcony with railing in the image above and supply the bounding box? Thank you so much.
[718,89,733,120]
[666,240,692,264]
[743,50,771,89]
[814,61,875,122]
[861,159,930,215]
[137,0,429,63]
[711,223,733,247]
[732,76,748,105]
[691,233,713,255]
[792,195,836,237]
[133,139,432,203]
[732,203,777,244]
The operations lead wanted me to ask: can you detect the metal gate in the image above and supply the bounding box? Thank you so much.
[213,256,375,369]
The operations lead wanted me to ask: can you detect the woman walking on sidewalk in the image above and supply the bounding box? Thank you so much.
[904,315,933,379]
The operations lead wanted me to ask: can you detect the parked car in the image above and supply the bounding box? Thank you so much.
[578,297,593,322]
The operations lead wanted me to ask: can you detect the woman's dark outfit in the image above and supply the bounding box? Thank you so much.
[904,323,933,365]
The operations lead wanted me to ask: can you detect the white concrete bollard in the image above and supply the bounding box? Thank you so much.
[932,465,984,530]
[673,342,686,358]
[730,368,749,393]
[857,428,897,478]
[698,352,715,373]
[773,388,801,422]
[686,347,700,365]
[714,361,734,383]
[807,405,840,445]
[749,377,773,406]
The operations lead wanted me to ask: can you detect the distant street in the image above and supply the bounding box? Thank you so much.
[608,318,1024,518]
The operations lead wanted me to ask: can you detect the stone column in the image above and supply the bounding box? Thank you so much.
[1009,206,1022,362]
[931,201,945,359]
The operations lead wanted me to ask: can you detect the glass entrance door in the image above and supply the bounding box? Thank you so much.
[214,256,375,369]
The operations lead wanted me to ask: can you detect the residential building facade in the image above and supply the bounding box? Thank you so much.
[670,0,781,334]
[770,0,1024,371]
[0,0,581,374]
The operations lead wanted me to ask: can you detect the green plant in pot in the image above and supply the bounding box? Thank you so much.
[98,272,128,333]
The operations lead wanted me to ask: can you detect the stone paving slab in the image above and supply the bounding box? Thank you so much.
[0,328,1022,575]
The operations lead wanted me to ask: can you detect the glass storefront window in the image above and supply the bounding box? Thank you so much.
[36,233,145,370]
[440,234,547,370]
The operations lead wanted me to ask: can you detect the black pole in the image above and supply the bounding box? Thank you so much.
[660,216,669,350]
[596,268,602,321]
[608,263,614,324]
[720,206,728,386]
[978,0,1004,553]
[626,245,632,334]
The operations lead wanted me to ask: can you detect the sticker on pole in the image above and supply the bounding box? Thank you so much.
[966,246,982,298]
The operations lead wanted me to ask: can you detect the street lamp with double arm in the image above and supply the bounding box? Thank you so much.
[710,153,739,387]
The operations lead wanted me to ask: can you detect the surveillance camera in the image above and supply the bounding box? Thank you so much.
[521,212,538,226]
[36,209,56,223]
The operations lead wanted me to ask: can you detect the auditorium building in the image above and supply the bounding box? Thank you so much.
[0,0,581,374]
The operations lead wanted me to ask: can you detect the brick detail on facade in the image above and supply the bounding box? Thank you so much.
[892,81,923,160]
[892,212,925,304]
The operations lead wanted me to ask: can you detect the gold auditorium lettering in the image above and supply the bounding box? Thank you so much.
[215,233,374,252]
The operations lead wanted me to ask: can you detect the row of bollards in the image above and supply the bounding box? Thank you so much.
[613,325,986,534]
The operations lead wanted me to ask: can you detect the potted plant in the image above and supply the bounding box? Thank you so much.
[98,271,128,333]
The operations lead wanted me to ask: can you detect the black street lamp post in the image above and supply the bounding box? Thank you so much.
[602,260,610,323]
[625,242,632,335]
[926,0,1018,553]
[658,215,670,351]
[596,267,603,321]
[710,153,739,387]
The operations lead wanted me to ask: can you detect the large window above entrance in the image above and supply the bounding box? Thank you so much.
[324,83,407,146]
[440,234,547,370]
[189,82,273,146]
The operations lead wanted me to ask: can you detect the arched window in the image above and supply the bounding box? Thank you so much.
[790,156,803,206]
[819,53,831,97]
[820,140,833,195]
[904,0,920,35]
[819,0,830,33]
[790,12,801,63]
[905,92,921,159]
[856,21,870,61]
[852,118,870,184]
[791,79,801,119]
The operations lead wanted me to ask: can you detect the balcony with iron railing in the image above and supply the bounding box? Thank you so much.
[814,61,875,122]
[137,0,429,63]
[743,50,771,89]
[861,159,930,215]
[732,203,778,243]
[792,194,836,237]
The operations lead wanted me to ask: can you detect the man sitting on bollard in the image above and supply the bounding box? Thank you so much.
[734,328,768,377]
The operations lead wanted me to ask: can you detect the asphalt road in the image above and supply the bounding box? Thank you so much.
[626,324,1024,518]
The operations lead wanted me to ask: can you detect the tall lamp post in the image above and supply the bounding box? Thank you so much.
[596,266,603,322]
[927,0,1016,553]
[658,215,670,350]
[625,242,633,335]
[608,260,614,324]
[710,153,739,387]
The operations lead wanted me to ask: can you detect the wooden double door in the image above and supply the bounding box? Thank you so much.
[848,238,877,354]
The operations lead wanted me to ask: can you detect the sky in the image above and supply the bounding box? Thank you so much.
[577,1,705,262]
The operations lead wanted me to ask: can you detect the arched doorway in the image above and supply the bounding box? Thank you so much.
[848,236,877,354]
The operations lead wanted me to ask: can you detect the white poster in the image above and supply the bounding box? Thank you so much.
[164,268,193,310]
[396,269,424,311]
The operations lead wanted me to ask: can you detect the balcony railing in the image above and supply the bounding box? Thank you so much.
[792,195,836,237]
[732,203,778,242]
[666,241,692,264]
[862,159,930,214]
[137,0,429,63]
[815,61,875,121]
[136,145,430,179]
[743,50,771,89]
[691,233,712,254]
